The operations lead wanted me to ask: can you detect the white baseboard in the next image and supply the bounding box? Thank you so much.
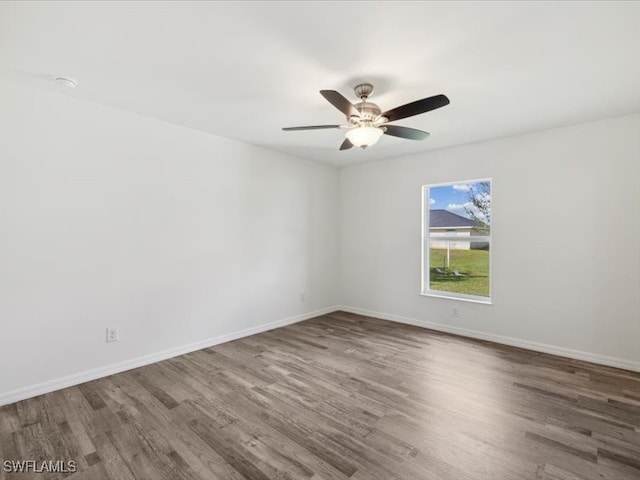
[337,306,640,373]
[0,306,339,406]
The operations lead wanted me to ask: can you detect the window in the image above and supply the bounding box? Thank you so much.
[421,179,492,303]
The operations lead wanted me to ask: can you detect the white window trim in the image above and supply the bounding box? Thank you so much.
[420,179,493,305]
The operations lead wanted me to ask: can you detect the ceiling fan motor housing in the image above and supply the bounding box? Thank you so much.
[354,101,381,122]
[351,83,381,123]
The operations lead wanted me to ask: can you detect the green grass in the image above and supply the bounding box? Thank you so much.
[429,248,490,297]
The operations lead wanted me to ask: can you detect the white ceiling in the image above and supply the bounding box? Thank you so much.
[1,1,639,166]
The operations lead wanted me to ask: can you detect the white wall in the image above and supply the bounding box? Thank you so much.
[0,82,339,403]
[339,114,640,368]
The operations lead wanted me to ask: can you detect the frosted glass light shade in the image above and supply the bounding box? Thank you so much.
[345,126,384,148]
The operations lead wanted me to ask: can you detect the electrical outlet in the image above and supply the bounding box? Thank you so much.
[452,308,459,318]
[106,328,119,343]
[299,292,306,302]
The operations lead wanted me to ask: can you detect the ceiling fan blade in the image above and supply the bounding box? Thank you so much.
[282,125,341,131]
[381,94,449,123]
[339,138,354,150]
[320,90,360,118]
[383,125,430,140]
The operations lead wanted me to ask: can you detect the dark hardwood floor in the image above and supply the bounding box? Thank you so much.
[1,311,640,479]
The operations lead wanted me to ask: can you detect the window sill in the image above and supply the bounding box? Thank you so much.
[420,291,493,305]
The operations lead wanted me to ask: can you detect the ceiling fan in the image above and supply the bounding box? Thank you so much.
[283,83,449,150]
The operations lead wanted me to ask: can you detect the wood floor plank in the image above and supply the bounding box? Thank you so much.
[1,312,639,479]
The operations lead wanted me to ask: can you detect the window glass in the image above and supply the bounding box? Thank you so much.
[422,180,491,303]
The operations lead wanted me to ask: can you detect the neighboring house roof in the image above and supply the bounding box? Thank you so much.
[429,209,475,228]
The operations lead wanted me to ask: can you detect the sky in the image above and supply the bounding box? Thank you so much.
[428,180,491,223]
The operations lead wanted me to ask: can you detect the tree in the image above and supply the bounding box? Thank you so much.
[465,181,491,235]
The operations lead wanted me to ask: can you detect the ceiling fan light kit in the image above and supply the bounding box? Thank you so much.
[283,83,449,151]
[345,125,384,148]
